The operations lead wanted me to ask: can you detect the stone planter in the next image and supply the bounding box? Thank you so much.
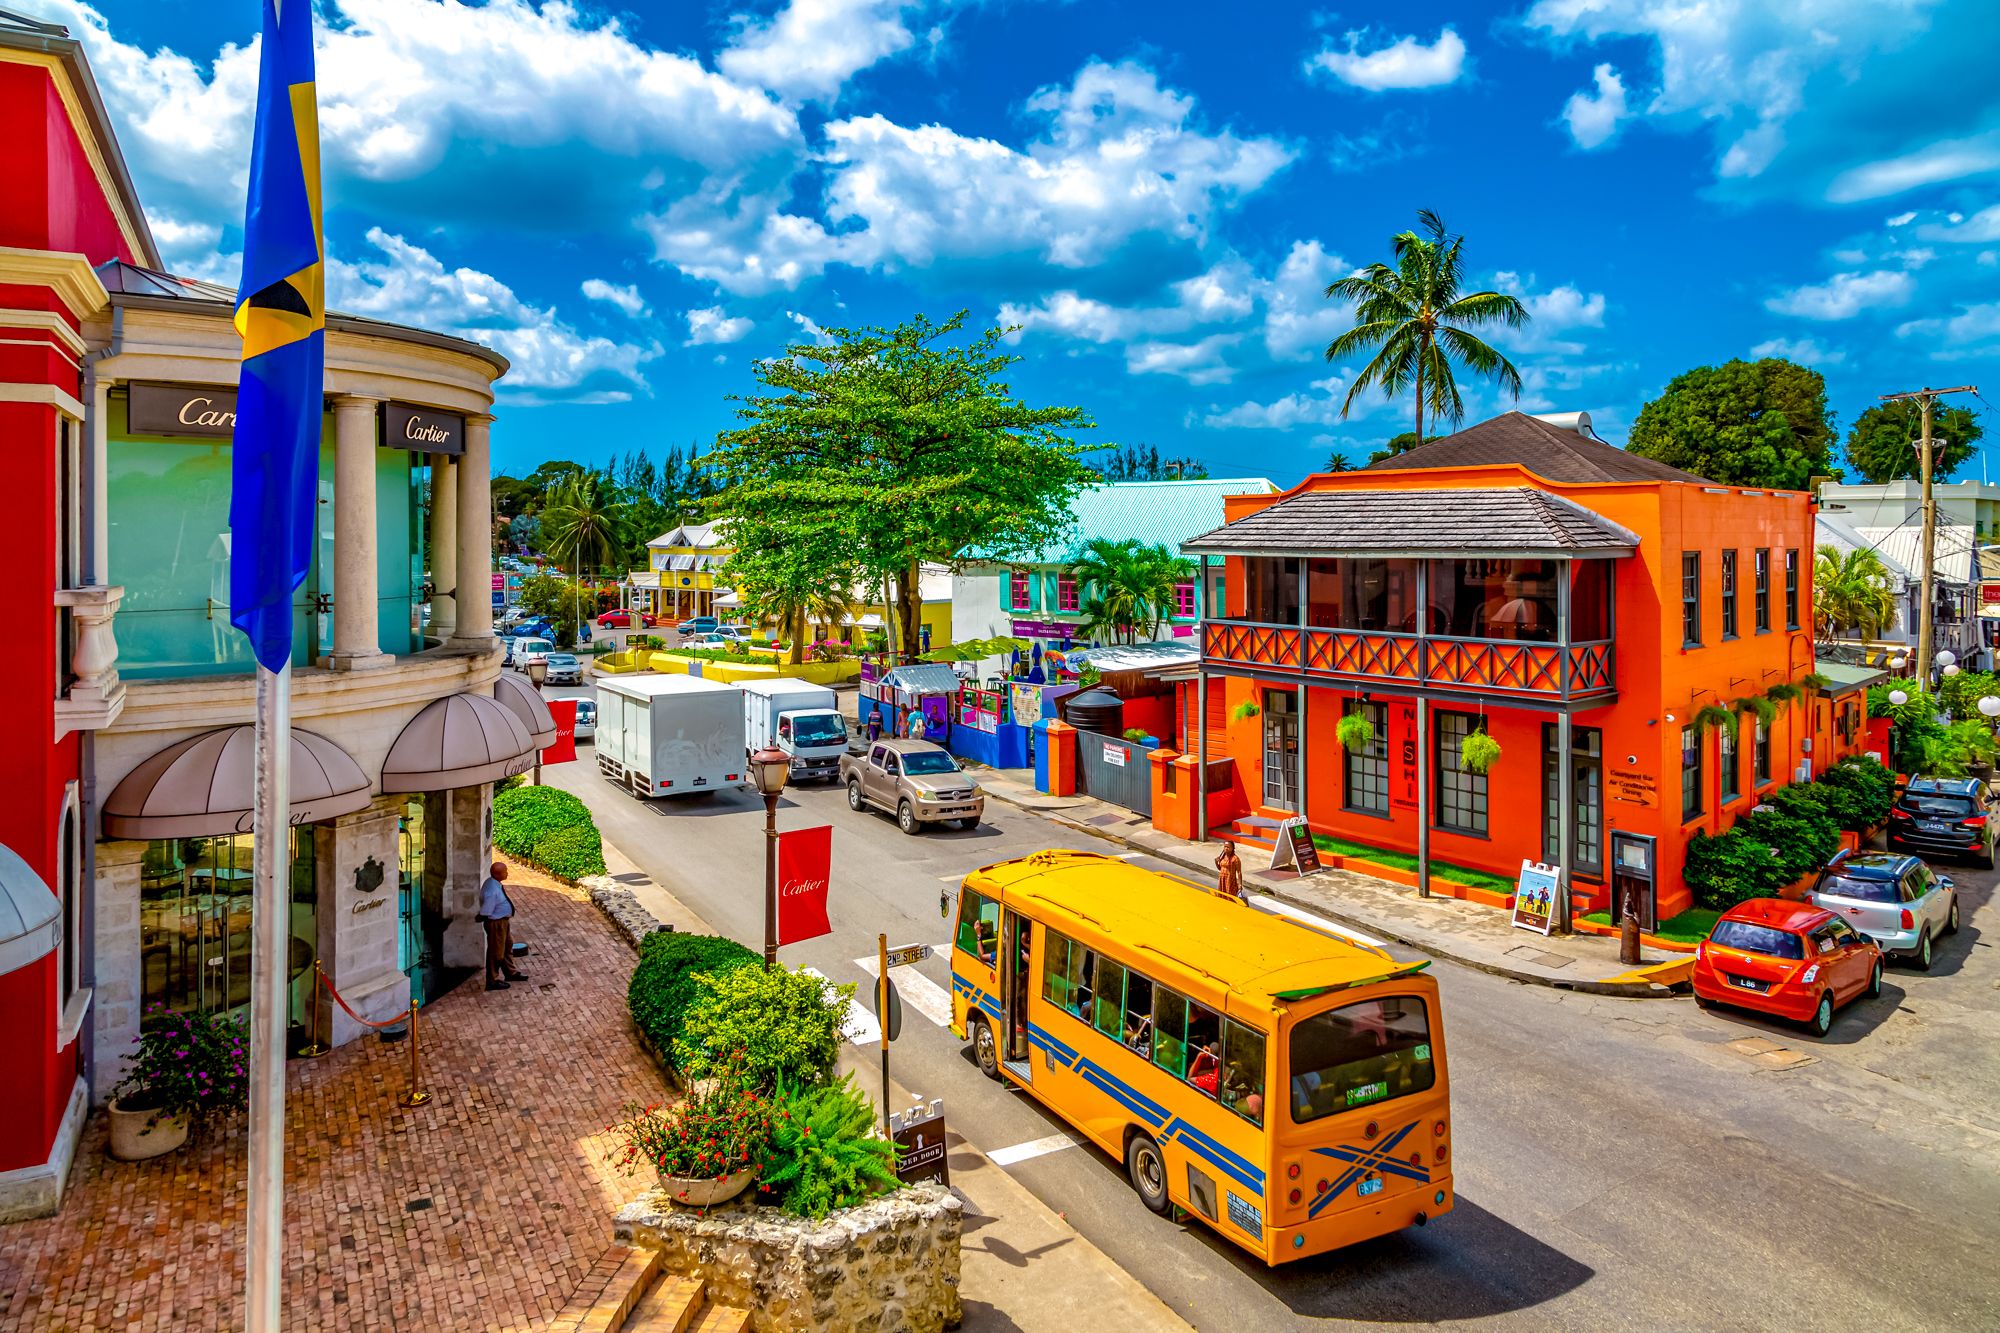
[108,1096,188,1161]
[660,1166,756,1208]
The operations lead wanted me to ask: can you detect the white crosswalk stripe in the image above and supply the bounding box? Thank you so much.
[802,966,879,1046]
[986,1133,1080,1167]
[854,951,957,1028]
[1243,892,1387,948]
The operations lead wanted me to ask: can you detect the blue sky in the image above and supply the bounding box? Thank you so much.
[37,0,2000,482]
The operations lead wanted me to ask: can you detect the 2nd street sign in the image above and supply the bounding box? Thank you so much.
[884,943,933,969]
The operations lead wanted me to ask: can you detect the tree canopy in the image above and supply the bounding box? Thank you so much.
[1099,444,1209,481]
[1627,358,1838,488]
[1064,538,1192,645]
[1844,400,1983,483]
[703,311,1097,661]
[1367,430,1437,465]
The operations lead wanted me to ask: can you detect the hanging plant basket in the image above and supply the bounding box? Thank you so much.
[1691,703,1734,734]
[1733,694,1779,727]
[1764,682,1803,707]
[1336,711,1375,753]
[1800,671,1831,695]
[1460,729,1502,775]
[1230,700,1261,722]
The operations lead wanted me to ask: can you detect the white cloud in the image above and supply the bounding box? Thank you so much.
[1562,63,1631,150]
[1827,132,2000,203]
[1895,301,2000,355]
[685,306,754,345]
[1916,203,2000,243]
[581,279,649,317]
[1125,334,1240,385]
[998,261,1255,346]
[330,228,658,399]
[651,59,1293,295]
[1887,211,1918,226]
[146,213,222,260]
[1488,272,1609,355]
[786,311,837,345]
[718,0,918,103]
[1307,28,1467,91]
[1749,335,1846,365]
[1202,375,1349,430]
[1764,269,1917,319]
[1258,241,1354,361]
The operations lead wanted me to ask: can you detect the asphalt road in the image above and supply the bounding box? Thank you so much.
[534,694,2000,1331]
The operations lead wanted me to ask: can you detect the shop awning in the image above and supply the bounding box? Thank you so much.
[102,725,372,839]
[491,671,557,748]
[381,693,535,792]
[0,842,59,978]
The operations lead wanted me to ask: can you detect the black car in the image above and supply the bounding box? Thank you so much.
[1887,776,1995,868]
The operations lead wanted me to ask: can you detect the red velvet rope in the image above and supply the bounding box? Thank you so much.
[316,966,411,1030]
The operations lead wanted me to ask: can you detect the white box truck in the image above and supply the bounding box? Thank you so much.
[740,679,849,782]
[595,674,746,799]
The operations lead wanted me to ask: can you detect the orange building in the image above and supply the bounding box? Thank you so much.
[1167,413,1871,927]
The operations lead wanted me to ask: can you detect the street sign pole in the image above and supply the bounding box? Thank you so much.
[878,933,891,1136]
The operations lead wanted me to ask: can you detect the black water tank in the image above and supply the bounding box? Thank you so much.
[1064,687,1125,738]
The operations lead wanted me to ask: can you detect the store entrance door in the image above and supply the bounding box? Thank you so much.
[398,797,446,1006]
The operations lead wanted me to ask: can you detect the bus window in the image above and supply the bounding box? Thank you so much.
[1041,932,1074,1008]
[1288,995,1436,1123]
[1220,1021,1266,1128]
[1152,989,1188,1077]
[1122,972,1154,1056]
[1185,1002,1223,1098]
[1073,948,1096,1019]
[1093,958,1128,1040]
[955,890,1000,966]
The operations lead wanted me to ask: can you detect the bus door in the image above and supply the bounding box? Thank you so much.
[1000,911,1033,1074]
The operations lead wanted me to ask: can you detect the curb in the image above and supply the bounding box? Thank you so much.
[976,781,1687,1000]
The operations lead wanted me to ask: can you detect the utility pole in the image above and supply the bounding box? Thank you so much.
[1881,385,1978,683]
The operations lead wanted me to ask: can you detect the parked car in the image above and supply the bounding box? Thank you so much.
[572,698,596,743]
[513,617,554,640]
[512,637,554,673]
[1887,775,1995,867]
[699,626,752,644]
[1808,850,1959,971]
[544,652,583,685]
[598,609,657,629]
[839,739,983,834]
[1692,898,1882,1037]
[677,615,720,636]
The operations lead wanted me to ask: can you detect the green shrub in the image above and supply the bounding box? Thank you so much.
[759,1074,899,1219]
[1736,802,1839,883]
[531,822,606,879]
[628,932,760,1067]
[1809,758,1894,831]
[1682,828,1789,910]
[676,963,850,1092]
[492,785,606,879]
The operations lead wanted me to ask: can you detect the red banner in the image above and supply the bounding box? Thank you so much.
[777,824,834,947]
[542,698,578,765]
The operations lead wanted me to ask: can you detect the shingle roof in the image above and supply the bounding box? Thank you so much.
[1364,411,1711,484]
[1182,487,1640,557]
[992,478,1278,564]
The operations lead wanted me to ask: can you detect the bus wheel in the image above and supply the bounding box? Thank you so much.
[1125,1132,1171,1215]
[971,1016,1001,1080]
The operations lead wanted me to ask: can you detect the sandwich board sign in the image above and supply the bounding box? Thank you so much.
[1511,860,1562,936]
[1267,817,1323,875]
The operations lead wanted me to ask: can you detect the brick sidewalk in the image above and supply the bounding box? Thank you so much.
[0,866,666,1333]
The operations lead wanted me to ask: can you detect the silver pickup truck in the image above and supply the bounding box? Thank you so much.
[840,739,984,834]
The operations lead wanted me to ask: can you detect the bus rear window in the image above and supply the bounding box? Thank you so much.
[1288,996,1436,1123]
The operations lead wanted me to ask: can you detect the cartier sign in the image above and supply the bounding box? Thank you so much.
[385,402,464,456]
[129,383,239,438]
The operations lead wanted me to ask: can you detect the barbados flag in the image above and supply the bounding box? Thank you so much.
[229,0,324,673]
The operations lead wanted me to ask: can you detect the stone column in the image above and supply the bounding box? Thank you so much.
[449,415,493,648]
[428,455,457,642]
[440,783,493,969]
[90,840,146,1104]
[314,800,410,1046]
[330,396,390,670]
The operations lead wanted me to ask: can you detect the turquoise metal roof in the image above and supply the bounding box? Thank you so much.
[998,479,1278,564]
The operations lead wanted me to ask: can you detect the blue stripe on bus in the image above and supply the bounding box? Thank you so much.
[1306,1121,1426,1218]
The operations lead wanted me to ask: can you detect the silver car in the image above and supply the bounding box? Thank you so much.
[1808,851,1960,971]
[572,699,596,743]
[544,652,583,685]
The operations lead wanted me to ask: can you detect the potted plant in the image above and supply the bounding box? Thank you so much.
[1335,709,1374,752]
[1460,728,1502,775]
[109,1005,250,1161]
[612,1058,772,1207]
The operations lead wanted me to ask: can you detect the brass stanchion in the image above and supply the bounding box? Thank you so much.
[297,961,329,1058]
[398,998,431,1107]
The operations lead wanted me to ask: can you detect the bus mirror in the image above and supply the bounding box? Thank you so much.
[940,889,951,919]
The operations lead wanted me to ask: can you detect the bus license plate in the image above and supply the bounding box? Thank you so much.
[1359,1177,1384,1197]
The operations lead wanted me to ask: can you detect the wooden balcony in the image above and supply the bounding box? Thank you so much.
[1201,620,1615,701]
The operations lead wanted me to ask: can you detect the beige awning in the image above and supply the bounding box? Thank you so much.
[102,726,372,839]
[491,671,557,748]
[381,693,534,792]
[0,841,59,977]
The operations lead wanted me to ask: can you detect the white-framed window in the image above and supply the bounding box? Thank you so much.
[56,780,90,1048]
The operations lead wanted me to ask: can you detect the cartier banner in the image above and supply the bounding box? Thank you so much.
[776,825,834,947]
[129,383,239,437]
[385,402,464,455]
[542,698,578,766]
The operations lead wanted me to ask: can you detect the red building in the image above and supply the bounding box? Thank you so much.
[0,10,154,1218]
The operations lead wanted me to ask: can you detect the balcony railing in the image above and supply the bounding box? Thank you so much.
[1201,620,1615,700]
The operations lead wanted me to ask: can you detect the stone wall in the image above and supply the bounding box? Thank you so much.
[614,1182,962,1332]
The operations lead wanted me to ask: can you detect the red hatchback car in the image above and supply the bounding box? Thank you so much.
[1692,898,1883,1038]
[598,609,656,628]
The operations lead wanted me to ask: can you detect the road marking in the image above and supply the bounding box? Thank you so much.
[1244,893,1387,948]
[802,966,879,1046]
[987,1133,1080,1168]
[854,953,956,1028]
[938,873,963,882]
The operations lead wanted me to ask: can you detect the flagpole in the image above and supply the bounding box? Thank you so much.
[246,660,291,1331]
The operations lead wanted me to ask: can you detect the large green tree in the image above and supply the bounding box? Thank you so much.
[1627,358,1838,488]
[1325,210,1530,441]
[1814,544,1897,641]
[703,311,1097,662]
[1064,538,1192,644]
[1844,400,1983,483]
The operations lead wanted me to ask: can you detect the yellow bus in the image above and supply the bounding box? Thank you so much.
[948,849,1452,1264]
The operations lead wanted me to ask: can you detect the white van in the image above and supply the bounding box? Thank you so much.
[512,637,554,672]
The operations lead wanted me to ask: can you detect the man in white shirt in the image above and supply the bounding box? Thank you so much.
[478,861,527,991]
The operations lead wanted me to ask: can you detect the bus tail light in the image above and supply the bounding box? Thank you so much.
[1287,1163,1301,1180]
[1288,1188,1301,1205]
[1433,1120,1447,1137]
[1316,1178,1330,1196]
[1435,1144,1448,1164]
[1408,1152,1423,1168]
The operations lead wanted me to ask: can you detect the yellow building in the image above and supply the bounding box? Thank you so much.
[629,522,732,621]
[831,563,954,650]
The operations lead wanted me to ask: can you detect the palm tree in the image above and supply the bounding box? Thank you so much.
[1066,539,1191,645]
[1324,210,1531,442]
[1814,544,1897,641]
[742,572,858,665]
[539,474,628,640]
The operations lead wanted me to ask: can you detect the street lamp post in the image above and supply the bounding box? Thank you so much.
[526,657,548,784]
[749,746,790,969]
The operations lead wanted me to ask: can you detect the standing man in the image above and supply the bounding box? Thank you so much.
[479,861,528,991]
